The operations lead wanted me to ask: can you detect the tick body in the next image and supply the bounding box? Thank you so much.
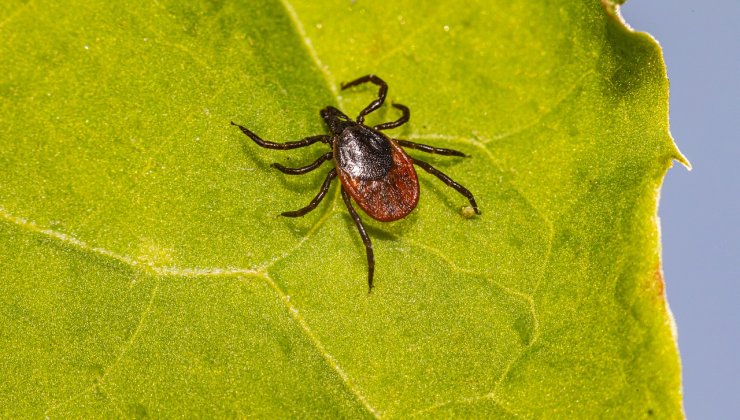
[232,75,480,290]
[331,116,419,221]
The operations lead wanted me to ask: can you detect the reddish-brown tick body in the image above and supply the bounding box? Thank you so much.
[328,112,419,222]
[232,75,479,290]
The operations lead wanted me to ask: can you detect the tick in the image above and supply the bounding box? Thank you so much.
[232,75,480,290]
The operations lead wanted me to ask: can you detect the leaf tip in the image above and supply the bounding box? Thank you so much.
[667,135,692,171]
[675,154,692,171]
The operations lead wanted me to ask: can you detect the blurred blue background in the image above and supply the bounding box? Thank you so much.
[621,1,740,418]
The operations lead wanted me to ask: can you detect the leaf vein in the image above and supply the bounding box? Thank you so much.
[407,69,594,147]
[402,238,543,417]
[0,205,263,277]
[44,281,160,416]
[406,132,556,239]
[372,17,440,66]
[481,69,596,145]
[279,0,340,102]
[408,392,518,418]
[0,0,33,34]
[261,185,340,270]
[259,273,381,418]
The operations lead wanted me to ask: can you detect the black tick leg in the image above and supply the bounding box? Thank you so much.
[231,121,328,149]
[340,74,388,125]
[341,187,375,291]
[395,139,468,157]
[272,152,333,175]
[374,104,410,131]
[411,158,481,214]
[281,169,337,217]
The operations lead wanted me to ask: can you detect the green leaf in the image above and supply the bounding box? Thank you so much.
[0,0,684,417]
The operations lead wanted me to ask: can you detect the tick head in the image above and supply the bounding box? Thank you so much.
[321,106,355,135]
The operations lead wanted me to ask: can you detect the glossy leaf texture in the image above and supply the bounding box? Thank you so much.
[0,0,685,417]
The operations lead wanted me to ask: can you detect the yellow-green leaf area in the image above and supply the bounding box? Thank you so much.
[0,0,683,417]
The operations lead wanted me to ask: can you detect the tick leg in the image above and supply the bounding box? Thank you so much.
[272,152,333,175]
[281,169,337,217]
[395,139,468,157]
[341,187,375,291]
[340,74,388,125]
[374,104,410,131]
[411,158,481,214]
[231,121,328,149]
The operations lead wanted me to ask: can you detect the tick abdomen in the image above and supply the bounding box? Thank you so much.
[336,138,419,222]
[334,125,393,180]
[233,74,479,289]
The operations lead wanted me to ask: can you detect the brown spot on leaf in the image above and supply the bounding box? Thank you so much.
[650,262,666,299]
[599,0,623,18]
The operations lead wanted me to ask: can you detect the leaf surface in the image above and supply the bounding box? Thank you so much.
[0,0,684,417]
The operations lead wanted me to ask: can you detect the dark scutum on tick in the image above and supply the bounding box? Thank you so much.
[232,75,480,290]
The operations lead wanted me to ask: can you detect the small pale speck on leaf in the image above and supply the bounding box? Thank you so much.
[460,205,477,219]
